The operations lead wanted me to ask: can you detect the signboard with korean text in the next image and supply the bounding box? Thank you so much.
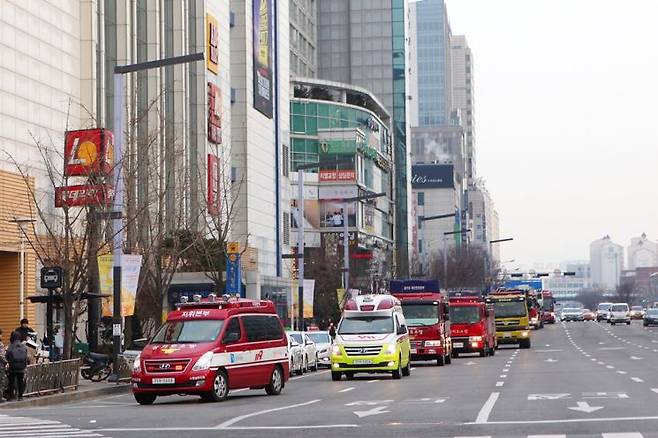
[252,0,273,118]
[99,254,142,317]
[64,129,114,176]
[207,154,220,216]
[207,82,222,144]
[55,184,114,208]
[206,13,219,74]
[318,185,359,200]
[410,164,455,189]
[319,169,356,182]
[226,253,243,296]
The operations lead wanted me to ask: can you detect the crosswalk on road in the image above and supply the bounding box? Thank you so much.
[0,413,105,437]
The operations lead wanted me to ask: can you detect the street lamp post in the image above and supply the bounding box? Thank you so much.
[110,52,204,381]
[488,238,514,283]
[341,192,386,293]
[9,217,36,320]
[419,213,457,277]
[443,229,472,286]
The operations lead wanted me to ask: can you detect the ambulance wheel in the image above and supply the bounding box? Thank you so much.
[331,372,342,381]
[134,393,156,405]
[392,358,402,379]
[265,366,284,396]
[437,354,445,366]
[205,370,229,402]
[402,358,411,376]
[445,353,451,364]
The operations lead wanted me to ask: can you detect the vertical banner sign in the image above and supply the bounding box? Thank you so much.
[207,83,222,144]
[252,0,273,118]
[225,253,242,296]
[207,154,220,216]
[292,279,315,319]
[206,14,219,74]
[99,254,142,317]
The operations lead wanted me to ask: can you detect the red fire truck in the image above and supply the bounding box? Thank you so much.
[540,290,557,324]
[449,292,497,357]
[390,280,452,366]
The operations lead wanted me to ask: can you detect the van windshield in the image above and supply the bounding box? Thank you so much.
[611,305,628,312]
[402,303,439,326]
[338,316,393,335]
[598,303,612,311]
[151,320,224,344]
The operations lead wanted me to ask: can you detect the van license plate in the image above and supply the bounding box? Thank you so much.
[353,359,372,365]
[152,378,175,384]
[453,342,463,348]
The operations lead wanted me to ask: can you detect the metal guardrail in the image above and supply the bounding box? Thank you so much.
[23,359,80,397]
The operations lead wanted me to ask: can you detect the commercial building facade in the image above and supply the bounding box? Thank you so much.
[289,0,316,77]
[590,235,624,291]
[316,0,411,276]
[627,233,658,270]
[450,35,476,180]
[290,78,395,289]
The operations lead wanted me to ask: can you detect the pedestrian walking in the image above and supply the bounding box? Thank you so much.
[0,330,8,402]
[328,322,336,343]
[6,331,29,401]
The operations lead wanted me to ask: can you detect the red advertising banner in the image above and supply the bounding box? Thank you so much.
[207,82,222,144]
[207,154,220,216]
[319,169,356,182]
[64,129,114,177]
[55,184,114,208]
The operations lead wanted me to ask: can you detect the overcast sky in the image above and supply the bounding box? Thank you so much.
[444,0,658,269]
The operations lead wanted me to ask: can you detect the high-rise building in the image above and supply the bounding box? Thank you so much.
[590,235,624,291]
[627,233,658,270]
[468,181,496,253]
[316,0,411,275]
[414,0,452,127]
[450,35,476,180]
[289,0,316,77]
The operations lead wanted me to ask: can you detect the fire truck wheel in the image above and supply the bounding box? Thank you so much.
[205,370,229,402]
[520,339,531,349]
[265,366,284,395]
[437,354,445,366]
[445,353,451,364]
[134,393,157,405]
[392,357,402,379]
[331,371,342,381]
[489,345,496,356]
[479,349,487,357]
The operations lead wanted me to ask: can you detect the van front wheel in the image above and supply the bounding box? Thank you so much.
[392,357,402,379]
[204,370,229,402]
[331,371,342,381]
[265,366,283,395]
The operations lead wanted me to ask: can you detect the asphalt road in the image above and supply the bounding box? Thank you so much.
[7,321,658,437]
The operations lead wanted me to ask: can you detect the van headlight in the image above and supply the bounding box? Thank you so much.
[331,345,342,356]
[132,353,141,373]
[384,344,396,355]
[192,351,214,371]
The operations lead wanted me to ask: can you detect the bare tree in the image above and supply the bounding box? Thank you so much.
[429,244,488,290]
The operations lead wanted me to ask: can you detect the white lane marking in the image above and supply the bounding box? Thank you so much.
[631,377,644,382]
[568,401,603,413]
[630,356,643,360]
[495,381,504,387]
[353,406,390,418]
[475,392,500,424]
[528,435,567,438]
[617,371,628,375]
[216,399,322,429]
[528,394,570,401]
[606,365,615,369]
[101,425,358,431]
[534,349,563,353]
[597,361,605,365]
[602,434,644,438]
[367,379,380,383]
[464,414,658,425]
[502,368,509,372]
[339,387,355,393]
[290,370,330,381]
[499,374,507,378]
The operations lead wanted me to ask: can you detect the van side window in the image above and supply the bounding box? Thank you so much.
[222,318,241,344]
[242,315,283,342]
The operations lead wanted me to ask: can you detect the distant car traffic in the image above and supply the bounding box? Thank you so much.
[288,331,318,372]
[630,306,645,320]
[596,302,613,322]
[643,308,658,327]
[582,309,596,321]
[561,308,584,322]
[609,303,631,325]
[305,331,332,368]
[287,333,304,376]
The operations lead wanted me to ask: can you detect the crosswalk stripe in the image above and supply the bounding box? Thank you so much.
[528,435,566,438]
[602,434,644,438]
[0,413,105,437]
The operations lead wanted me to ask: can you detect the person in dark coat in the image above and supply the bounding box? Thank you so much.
[14,319,34,342]
[328,322,336,343]
[6,331,28,401]
[0,330,8,402]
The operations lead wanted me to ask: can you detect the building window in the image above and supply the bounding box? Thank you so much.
[283,213,290,245]
[418,216,424,230]
[282,144,290,177]
[418,240,423,254]
[417,192,425,206]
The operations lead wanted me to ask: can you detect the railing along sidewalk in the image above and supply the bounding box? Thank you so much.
[23,358,80,397]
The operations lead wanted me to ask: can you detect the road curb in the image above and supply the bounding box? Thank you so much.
[0,383,131,409]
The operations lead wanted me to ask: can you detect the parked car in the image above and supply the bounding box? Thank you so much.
[288,331,318,372]
[630,306,645,320]
[596,302,613,322]
[609,303,631,325]
[286,333,304,376]
[643,308,658,327]
[582,309,596,321]
[305,331,332,368]
[561,308,584,322]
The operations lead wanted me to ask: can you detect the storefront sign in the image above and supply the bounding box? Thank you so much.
[207,154,220,216]
[55,184,114,208]
[319,169,356,182]
[206,14,219,74]
[318,186,359,200]
[252,0,273,118]
[411,164,455,189]
[207,83,222,144]
[64,129,114,176]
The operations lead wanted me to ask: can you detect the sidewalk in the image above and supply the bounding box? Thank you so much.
[0,376,131,409]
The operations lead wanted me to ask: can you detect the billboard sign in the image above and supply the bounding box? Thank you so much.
[206,13,219,74]
[64,129,114,176]
[318,185,359,200]
[207,154,220,216]
[252,0,273,118]
[319,169,356,182]
[99,254,142,317]
[411,164,454,189]
[55,184,114,208]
